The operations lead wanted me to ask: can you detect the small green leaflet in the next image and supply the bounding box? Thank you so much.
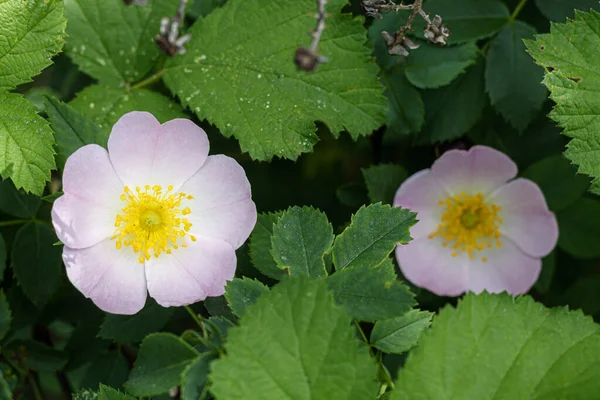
[0,178,41,219]
[392,293,600,399]
[0,0,67,90]
[326,258,415,322]
[99,299,173,343]
[210,276,378,399]
[271,206,334,278]
[248,212,287,280]
[370,309,433,354]
[332,203,417,270]
[125,333,199,396]
[69,85,185,133]
[557,198,600,259]
[78,351,129,391]
[45,96,109,169]
[485,21,546,132]
[526,10,600,194]
[361,163,407,204]
[224,277,269,318]
[98,385,136,400]
[163,0,386,161]
[0,93,56,195]
[64,0,179,85]
[380,69,425,139]
[180,353,215,400]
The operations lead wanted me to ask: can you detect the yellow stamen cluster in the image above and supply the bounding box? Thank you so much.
[111,185,196,263]
[428,192,502,262]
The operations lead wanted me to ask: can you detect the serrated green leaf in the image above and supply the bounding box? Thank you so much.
[526,10,600,192]
[485,21,546,131]
[0,92,56,195]
[534,0,600,21]
[248,212,287,280]
[270,206,334,278]
[64,0,179,85]
[404,42,478,89]
[125,333,199,396]
[11,222,62,307]
[332,203,417,270]
[556,197,600,259]
[73,389,99,400]
[362,164,407,205]
[381,69,424,140]
[0,178,41,219]
[523,155,589,211]
[181,353,215,400]
[326,258,415,322]
[163,0,386,161]
[79,351,129,391]
[99,298,173,343]
[370,309,432,354]
[98,385,136,400]
[392,292,600,399]
[44,96,108,170]
[0,291,11,341]
[224,277,269,318]
[0,0,67,90]
[419,59,485,144]
[425,0,509,43]
[70,85,186,133]
[210,276,378,399]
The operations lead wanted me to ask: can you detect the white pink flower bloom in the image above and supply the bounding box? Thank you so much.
[51,112,257,315]
[394,145,558,296]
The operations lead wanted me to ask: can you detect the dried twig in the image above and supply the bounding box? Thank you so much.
[155,0,192,56]
[294,0,328,72]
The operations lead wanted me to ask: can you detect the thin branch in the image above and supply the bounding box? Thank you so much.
[294,0,328,72]
[155,0,192,56]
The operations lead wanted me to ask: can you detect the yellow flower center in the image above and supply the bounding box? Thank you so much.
[428,192,502,262]
[111,185,196,264]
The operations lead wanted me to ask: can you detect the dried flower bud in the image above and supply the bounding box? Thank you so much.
[424,14,450,45]
[382,31,420,56]
[294,47,320,71]
[361,0,385,19]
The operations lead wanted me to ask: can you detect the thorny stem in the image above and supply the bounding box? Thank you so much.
[294,0,328,71]
[309,0,327,53]
[399,0,425,35]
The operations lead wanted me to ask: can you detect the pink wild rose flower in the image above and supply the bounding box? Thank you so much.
[51,111,257,315]
[394,145,558,296]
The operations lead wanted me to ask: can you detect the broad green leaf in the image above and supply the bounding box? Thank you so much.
[557,197,600,259]
[332,203,417,270]
[64,0,178,85]
[204,295,236,321]
[404,42,478,89]
[181,353,216,400]
[424,0,509,43]
[381,70,425,140]
[0,0,67,90]
[0,92,56,195]
[523,155,589,211]
[70,85,186,133]
[271,206,334,278]
[392,293,600,399]
[163,0,386,161]
[188,0,226,18]
[210,276,378,399]
[125,333,199,396]
[526,11,600,193]
[362,164,407,204]
[99,299,173,343]
[0,291,10,341]
[44,96,108,169]
[0,178,41,218]
[12,222,62,307]
[534,0,600,21]
[326,258,415,322]
[485,21,546,131]
[79,351,129,391]
[99,385,136,400]
[419,59,485,144]
[370,309,433,354]
[4,340,68,371]
[248,212,287,280]
[224,278,269,318]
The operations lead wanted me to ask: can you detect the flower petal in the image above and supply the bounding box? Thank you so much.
[108,112,209,190]
[180,155,257,249]
[394,169,447,239]
[145,236,236,307]
[395,236,469,296]
[63,241,147,315]
[490,178,558,258]
[466,237,541,295]
[52,144,123,249]
[431,145,517,195]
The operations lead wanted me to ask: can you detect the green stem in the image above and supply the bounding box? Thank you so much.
[508,0,528,23]
[132,69,166,90]
[0,219,30,228]
[28,375,43,400]
[185,306,208,339]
